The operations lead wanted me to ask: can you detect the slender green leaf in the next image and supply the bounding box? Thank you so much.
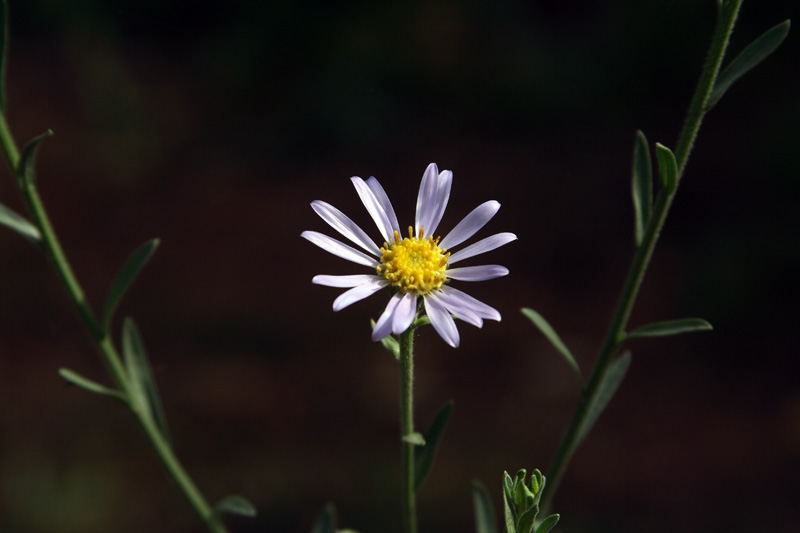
[631,130,653,247]
[17,129,53,187]
[472,480,498,533]
[414,400,454,490]
[0,0,9,112]
[122,318,170,442]
[536,514,560,533]
[58,368,126,403]
[102,239,160,333]
[624,318,712,341]
[576,351,631,445]
[708,20,791,110]
[521,308,582,384]
[503,472,516,533]
[371,321,399,360]
[212,494,257,523]
[0,202,40,242]
[310,504,337,533]
[655,143,678,195]
[402,432,425,445]
[517,505,538,533]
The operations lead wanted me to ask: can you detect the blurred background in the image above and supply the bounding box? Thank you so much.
[0,1,797,531]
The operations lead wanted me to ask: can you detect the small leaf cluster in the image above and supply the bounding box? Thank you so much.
[503,469,558,533]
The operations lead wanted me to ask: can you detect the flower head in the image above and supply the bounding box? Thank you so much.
[301,163,516,348]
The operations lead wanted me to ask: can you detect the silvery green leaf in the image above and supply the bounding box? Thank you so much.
[17,129,52,187]
[402,432,425,445]
[535,514,560,533]
[631,130,653,247]
[576,351,631,445]
[58,367,126,403]
[655,143,678,195]
[503,472,516,533]
[414,400,453,490]
[521,308,582,384]
[472,480,498,533]
[102,238,160,333]
[211,494,257,522]
[624,318,713,341]
[708,20,791,110]
[0,202,40,242]
[516,505,538,533]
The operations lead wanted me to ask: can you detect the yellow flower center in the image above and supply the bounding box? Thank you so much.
[377,226,449,295]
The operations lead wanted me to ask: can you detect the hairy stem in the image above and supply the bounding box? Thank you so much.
[399,325,418,533]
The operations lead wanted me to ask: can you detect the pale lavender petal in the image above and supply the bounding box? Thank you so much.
[425,169,452,238]
[332,278,389,311]
[448,232,518,264]
[301,231,378,268]
[392,292,418,335]
[439,201,500,250]
[372,293,403,341]
[424,293,460,348]
[352,177,395,243]
[429,290,483,327]
[439,286,501,321]
[447,265,509,281]
[366,177,401,235]
[313,274,384,287]
[311,201,380,255]
[415,163,438,236]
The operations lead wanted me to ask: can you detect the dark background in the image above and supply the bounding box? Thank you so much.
[0,1,797,532]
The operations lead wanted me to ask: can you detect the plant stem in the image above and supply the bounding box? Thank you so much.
[399,325,418,533]
[540,0,743,515]
[0,111,227,533]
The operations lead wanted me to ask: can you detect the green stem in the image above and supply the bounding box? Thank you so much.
[399,325,418,533]
[0,109,226,533]
[540,0,743,515]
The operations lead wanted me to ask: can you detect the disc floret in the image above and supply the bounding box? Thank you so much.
[378,226,449,295]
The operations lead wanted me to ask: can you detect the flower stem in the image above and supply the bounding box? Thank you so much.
[399,325,418,533]
[0,108,227,533]
[540,0,743,515]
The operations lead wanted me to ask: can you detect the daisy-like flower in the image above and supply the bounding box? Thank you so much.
[301,162,516,348]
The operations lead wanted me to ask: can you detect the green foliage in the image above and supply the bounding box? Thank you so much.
[122,318,170,442]
[521,308,582,384]
[472,480,498,533]
[211,495,257,525]
[102,239,160,333]
[625,318,713,341]
[16,129,53,187]
[576,351,631,445]
[58,368,126,403]
[0,202,40,242]
[631,130,653,247]
[502,469,559,533]
[655,143,678,195]
[707,20,791,110]
[414,400,454,491]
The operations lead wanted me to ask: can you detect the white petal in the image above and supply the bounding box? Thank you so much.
[366,177,400,235]
[424,293,460,348]
[440,201,500,250]
[430,290,483,327]
[415,164,452,238]
[332,279,389,311]
[352,177,395,244]
[392,292,418,335]
[446,265,508,281]
[372,293,403,341]
[311,201,380,255]
[448,232,518,264]
[439,286,501,321]
[301,231,378,268]
[313,274,384,288]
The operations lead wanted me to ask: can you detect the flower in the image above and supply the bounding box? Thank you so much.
[301,162,516,348]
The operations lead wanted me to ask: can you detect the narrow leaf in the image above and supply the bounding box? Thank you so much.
[212,494,257,522]
[402,432,426,445]
[536,514,560,533]
[624,318,712,341]
[0,202,41,242]
[372,321,400,360]
[655,143,678,195]
[17,129,53,187]
[708,20,791,109]
[577,351,631,445]
[310,504,337,533]
[631,130,653,247]
[102,238,160,333]
[472,480,498,533]
[0,0,9,112]
[521,308,582,384]
[516,505,538,533]
[122,318,170,442]
[59,368,126,403]
[503,472,516,533]
[414,400,454,490]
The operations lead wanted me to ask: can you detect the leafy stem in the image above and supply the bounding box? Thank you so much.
[399,323,418,533]
[539,0,744,515]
